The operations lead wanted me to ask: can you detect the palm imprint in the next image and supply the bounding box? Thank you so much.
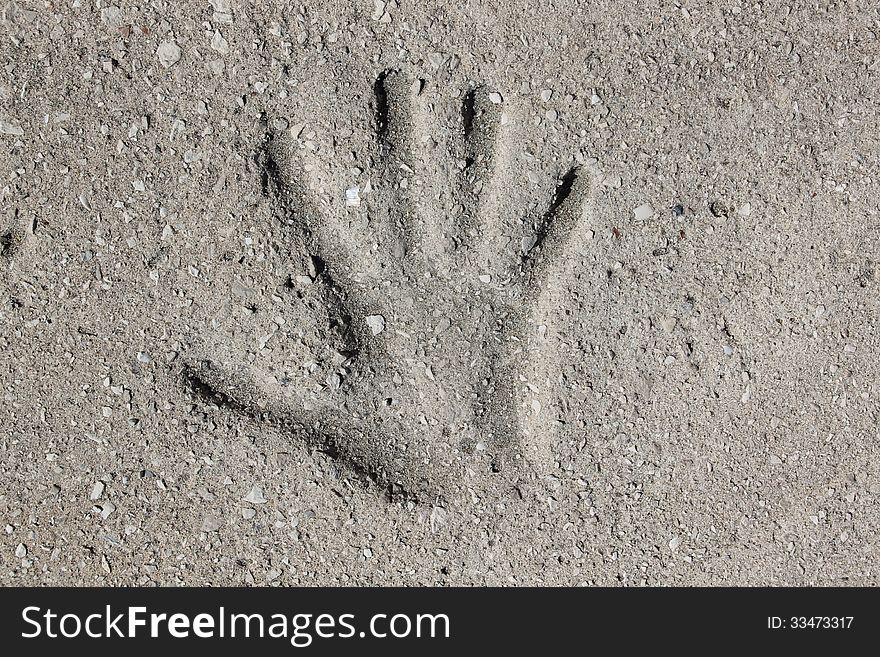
[184,71,590,499]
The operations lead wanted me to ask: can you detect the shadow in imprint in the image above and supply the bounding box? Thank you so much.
[181,362,414,501]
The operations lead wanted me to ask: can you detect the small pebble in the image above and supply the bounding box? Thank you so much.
[365,314,385,335]
[157,41,181,68]
[201,515,222,532]
[100,6,121,25]
[602,174,622,188]
[290,122,306,139]
[244,485,267,504]
[428,52,446,69]
[633,203,655,221]
[660,317,677,333]
[0,121,24,136]
[429,506,448,532]
[210,31,229,55]
[90,481,105,500]
[345,186,360,207]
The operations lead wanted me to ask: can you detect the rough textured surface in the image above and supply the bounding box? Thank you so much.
[1,1,879,585]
